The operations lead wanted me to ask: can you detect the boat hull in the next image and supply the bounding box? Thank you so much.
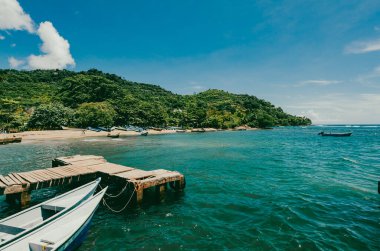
[319,132,352,137]
[56,211,95,251]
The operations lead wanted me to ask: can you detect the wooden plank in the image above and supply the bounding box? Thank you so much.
[114,170,154,180]
[3,175,17,186]
[17,172,38,183]
[90,163,134,174]
[0,179,6,188]
[0,175,13,186]
[9,173,27,185]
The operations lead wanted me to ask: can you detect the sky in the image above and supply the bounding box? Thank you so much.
[0,0,380,124]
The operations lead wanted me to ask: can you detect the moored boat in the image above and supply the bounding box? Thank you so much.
[0,178,101,248]
[140,131,148,136]
[0,187,107,251]
[318,131,352,137]
[107,133,120,138]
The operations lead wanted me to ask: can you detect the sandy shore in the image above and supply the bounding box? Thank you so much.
[0,127,259,141]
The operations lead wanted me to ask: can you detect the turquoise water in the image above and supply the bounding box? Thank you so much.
[0,126,379,250]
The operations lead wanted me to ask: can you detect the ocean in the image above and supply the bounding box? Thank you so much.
[0,126,379,250]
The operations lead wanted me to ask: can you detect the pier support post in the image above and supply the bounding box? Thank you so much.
[136,188,144,205]
[155,183,167,201]
[20,190,31,207]
[5,191,31,207]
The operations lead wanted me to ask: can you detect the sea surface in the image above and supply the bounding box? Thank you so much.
[0,126,379,250]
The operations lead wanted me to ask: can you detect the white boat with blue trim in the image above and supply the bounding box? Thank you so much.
[0,178,101,248]
[0,187,107,251]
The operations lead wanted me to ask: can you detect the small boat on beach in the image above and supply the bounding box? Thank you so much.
[107,133,120,138]
[0,136,22,145]
[86,127,101,132]
[176,129,186,133]
[318,131,352,137]
[0,178,101,248]
[140,131,148,136]
[191,128,206,133]
[0,187,107,251]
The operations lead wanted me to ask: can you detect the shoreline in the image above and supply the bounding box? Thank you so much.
[0,127,259,141]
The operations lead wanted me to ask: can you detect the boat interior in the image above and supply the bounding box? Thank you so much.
[0,204,64,243]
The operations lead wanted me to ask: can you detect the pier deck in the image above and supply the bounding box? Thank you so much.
[0,155,185,206]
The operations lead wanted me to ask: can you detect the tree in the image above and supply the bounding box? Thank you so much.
[27,103,73,130]
[74,102,116,128]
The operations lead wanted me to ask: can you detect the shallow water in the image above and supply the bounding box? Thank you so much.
[0,127,379,250]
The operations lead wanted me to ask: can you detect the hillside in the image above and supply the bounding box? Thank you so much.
[0,69,311,131]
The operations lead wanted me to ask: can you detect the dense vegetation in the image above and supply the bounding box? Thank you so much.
[0,69,311,131]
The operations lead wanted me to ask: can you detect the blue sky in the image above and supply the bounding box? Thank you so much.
[1,0,380,124]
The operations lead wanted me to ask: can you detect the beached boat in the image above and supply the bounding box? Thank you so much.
[98,127,111,132]
[140,131,148,136]
[176,129,186,133]
[0,187,107,251]
[191,128,206,133]
[0,178,101,248]
[86,127,101,132]
[0,137,22,145]
[107,133,120,138]
[318,132,352,137]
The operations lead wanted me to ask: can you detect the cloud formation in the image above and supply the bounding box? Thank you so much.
[297,80,341,86]
[0,0,34,32]
[8,56,24,68]
[286,93,380,124]
[27,22,75,69]
[0,0,75,69]
[345,38,380,54]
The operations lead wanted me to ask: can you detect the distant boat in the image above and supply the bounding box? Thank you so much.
[107,133,120,138]
[86,127,101,132]
[0,187,107,251]
[191,128,206,133]
[318,132,352,137]
[0,178,100,248]
[140,131,148,136]
[0,136,22,145]
[98,127,111,132]
[176,129,186,133]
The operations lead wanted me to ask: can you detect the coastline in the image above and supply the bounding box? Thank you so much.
[1,127,259,141]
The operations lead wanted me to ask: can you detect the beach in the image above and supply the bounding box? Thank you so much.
[1,127,259,141]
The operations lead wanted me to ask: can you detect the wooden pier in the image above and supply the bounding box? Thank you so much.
[0,155,185,207]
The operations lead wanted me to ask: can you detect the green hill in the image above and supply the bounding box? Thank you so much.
[0,69,311,131]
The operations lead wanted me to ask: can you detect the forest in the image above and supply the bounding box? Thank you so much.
[0,69,311,131]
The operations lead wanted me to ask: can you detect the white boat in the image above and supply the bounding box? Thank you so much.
[0,178,101,248]
[0,187,107,251]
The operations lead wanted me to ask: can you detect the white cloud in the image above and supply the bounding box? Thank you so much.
[10,43,16,47]
[285,93,380,124]
[345,38,380,54]
[8,56,25,68]
[297,80,341,86]
[0,0,34,33]
[0,35,5,40]
[27,21,75,70]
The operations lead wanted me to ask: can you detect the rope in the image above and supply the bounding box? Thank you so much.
[99,181,137,213]
[99,182,129,198]
[102,187,136,213]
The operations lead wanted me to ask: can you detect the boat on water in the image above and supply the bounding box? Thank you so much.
[107,133,120,138]
[0,178,101,248]
[0,187,107,251]
[140,131,148,136]
[318,131,352,137]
